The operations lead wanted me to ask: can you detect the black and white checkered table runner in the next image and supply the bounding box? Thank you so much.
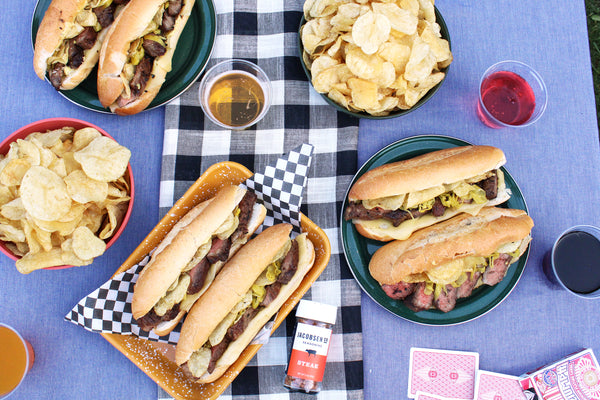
[157,0,363,397]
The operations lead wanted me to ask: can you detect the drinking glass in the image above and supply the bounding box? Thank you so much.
[0,323,34,399]
[542,225,600,299]
[478,60,547,128]
[199,59,272,130]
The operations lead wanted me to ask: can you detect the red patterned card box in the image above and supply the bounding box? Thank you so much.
[518,349,600,400]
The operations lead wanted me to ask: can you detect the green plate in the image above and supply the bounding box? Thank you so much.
[340,135,530,325]
[298,7,451,120]
[31,0,216,113]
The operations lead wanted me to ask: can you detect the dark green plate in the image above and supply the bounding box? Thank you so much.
[31,0,216,113]
[340,135,530,325]
[298,7,451,120]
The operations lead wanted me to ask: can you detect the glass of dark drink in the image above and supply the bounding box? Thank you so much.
[478,60,547,128]
[199,59,272,130]
[543,225,600,299]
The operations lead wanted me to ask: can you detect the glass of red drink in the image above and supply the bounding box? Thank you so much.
[542,225,600,299]
[478,60,547,128]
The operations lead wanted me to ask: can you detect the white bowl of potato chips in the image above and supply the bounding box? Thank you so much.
[300,0,452,118]
[0,118,134,273]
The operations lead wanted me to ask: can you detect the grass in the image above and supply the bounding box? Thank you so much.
[586,0,600,129]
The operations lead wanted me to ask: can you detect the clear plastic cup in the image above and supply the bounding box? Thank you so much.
[199,59,272,130]
[0,323,34,399]
[542,225,600,299]
[477,60,547,128]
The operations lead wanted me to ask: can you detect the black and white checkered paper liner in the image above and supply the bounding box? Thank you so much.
[65,144,313,345]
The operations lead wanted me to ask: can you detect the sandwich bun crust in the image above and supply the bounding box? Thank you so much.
[33,0,87,80]
[97,0,195,115]
[349,145,506,201]
[195,233,315,383]
[175,224,294,366]
[131,185,246,319]
[369,207,534,285]
[34,0,106,90]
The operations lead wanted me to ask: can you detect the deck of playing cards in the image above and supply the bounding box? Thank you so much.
[518,349,600,400]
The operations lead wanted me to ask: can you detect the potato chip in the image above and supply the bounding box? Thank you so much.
[313,64,353,93]
[15,139,41,167]
[419,21,452,65]
[0,186,14,207]
[352,11,391,55]
[0,159,31,187]
[418,0,435,23]
[348,77,380,110]
[310,55,340,79]
[378,41,411,73]
[99,203,128,240]
[20,166,72,222]
[0,222,26,243]
[404,37,436,83]
[307,0,339,18]
[328,88,351,110]
[372,3,418,35]
[1,199,27,221]
[72,226,107,260]
[73,127,102,151]
[74,136,131,182]
[65,170,109,203]
[26,127,73,148]
[345,48,382,80]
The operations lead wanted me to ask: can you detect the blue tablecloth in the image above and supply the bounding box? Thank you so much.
[1,0,599,399]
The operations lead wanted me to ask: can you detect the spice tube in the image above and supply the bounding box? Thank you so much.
[284,299,337,393]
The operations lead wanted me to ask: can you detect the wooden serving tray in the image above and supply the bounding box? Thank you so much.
[101,161,331,400]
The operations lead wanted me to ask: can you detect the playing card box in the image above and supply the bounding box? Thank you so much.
[518,349,600,400]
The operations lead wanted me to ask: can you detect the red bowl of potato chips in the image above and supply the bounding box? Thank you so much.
[0,118,134,273]
[299,2,452,118]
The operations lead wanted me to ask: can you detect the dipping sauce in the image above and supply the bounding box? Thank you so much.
[553,231,600,294]
[207,71,265,128]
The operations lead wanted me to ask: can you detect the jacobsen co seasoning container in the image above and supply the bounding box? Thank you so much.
[284,299,337,393]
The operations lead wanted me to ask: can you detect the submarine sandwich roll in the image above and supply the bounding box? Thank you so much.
[33,0,130,90]
[131,185,266,336]
[175,224,316,383]
[97,0,194,114]
[344,145,510,241]
[369,207,534,313]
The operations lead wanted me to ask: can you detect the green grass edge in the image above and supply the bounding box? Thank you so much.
[586,0,600,131]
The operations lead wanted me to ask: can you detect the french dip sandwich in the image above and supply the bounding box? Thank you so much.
[175,224,315,383]
[369,207,534,313]
[132,185,266,336]
[97,0,194,114]
[344,145,510,241]
[33,0,130,90]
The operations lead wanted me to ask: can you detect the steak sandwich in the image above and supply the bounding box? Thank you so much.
[344,145,510,241]
[175,223,316,383]
[369,207,534,313]
[97,0,194,114]
[132,185,266,336]
[33,0,130,90]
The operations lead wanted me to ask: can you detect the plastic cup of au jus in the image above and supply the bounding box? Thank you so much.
[199,59,272,130]
[477,60,547,128]
[542,225,600,299]
[0,323,34,399]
